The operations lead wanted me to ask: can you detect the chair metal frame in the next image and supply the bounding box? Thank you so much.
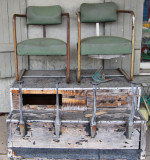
[77,10,135,83]
[13,13,70,83]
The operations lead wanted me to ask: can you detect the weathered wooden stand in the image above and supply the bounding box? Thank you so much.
[7,70,146,160]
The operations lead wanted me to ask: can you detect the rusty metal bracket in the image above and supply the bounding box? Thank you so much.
[126,83,138,139]
[90,83,98,138]
[55,82,61,138]
[18,81,25,137]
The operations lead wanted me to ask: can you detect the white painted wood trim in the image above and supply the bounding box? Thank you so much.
[139,73,150,75]
[10,89,13,111]
[140,62,150,69]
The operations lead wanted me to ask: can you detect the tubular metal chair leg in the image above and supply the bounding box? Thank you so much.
[13,14,19,82]
[77,48,81,83]
[15,56,19,81]
[66,52,70,83]
[66,13,70,83]
[130,52,134,81]
[77,12,81,83]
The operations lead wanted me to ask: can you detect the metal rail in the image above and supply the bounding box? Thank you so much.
[55,82,61,138]
[18,81,25,137]
[90,83,97,138]
[126,83,138,139]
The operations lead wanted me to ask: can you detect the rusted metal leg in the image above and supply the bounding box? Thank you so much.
[90,83,97,138]
[55,82,61,138]
[66,13,70,83]
[18,81,25,137]
[13,15,19,82]
[19,69,26,81]
[77,45,81,83]
[126,83,138,139]
[118,68,132,81]
[77,12,81,83]
[14,55,19,82]
[66,52,70,83]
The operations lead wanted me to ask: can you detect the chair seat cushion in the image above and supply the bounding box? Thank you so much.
[17,38,66,56]
[81,36,132,55]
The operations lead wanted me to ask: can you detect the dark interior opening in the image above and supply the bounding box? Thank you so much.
[23,94,62,105]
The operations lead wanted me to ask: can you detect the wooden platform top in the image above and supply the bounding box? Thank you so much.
[7,109,144,123]
[11,70,134,89]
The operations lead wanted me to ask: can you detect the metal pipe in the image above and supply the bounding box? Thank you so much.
[56,83,60,122]
[23,75,66,78]
[13,14,26,82]
[90,83,97,138]
[77,12,81,83]
[55,82,61,138]
[18,81,24,124]
[129,84,138,123]
[117,10,135,80]
[96,23,100,36]
[92,85,97,125]
[43,25,46,38]
[18,80,25,137]
[127,83,138,139]
[103,23,105,36]
[13,15,19,81]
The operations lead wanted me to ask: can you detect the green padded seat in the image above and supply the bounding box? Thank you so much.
[81,36,132,55]
[17,38,66,56]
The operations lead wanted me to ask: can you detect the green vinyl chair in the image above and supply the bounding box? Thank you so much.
[77,2,135,83]
[13,5,70,83]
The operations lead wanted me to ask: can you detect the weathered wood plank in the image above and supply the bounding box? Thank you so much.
[0,44,14,52]
[0,78,14,112]
[11,87,134,111]
[8,121,140,150]
[1,0,9,43]
[0,53,12,78]
[0,0,27,78]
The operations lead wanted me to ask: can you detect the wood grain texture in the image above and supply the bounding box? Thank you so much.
[12,88,133,111]
[0,0,28,78]
[7,121,141,150]
[0,78,14,112]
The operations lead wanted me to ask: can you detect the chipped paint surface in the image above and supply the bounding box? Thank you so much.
[8,122,140,150]
[7,83,145,159]
[12,89,133,111]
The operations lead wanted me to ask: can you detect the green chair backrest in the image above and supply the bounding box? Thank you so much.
[80,2,118,23]
[27,5,62,25]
